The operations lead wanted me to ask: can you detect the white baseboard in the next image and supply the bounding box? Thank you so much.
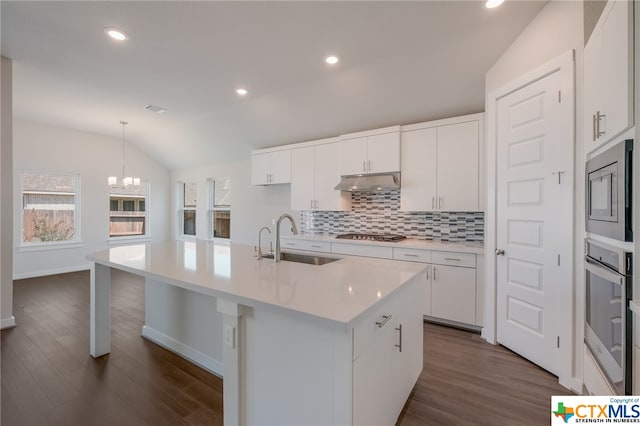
[1,316,16,329]
[141,325,224,377]
[13,264,90,280]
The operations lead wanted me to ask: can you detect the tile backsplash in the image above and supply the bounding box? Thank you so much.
[300,190,484,242]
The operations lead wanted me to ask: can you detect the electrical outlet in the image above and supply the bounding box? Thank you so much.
[225,324,235,348]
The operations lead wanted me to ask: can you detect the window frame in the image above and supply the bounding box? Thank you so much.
[208,177,231,242]
[178,181,197,239]
[108,180,151,244]
[19,171,82,252]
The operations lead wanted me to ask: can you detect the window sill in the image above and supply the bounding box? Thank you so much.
[18,241,84,253]
[177,235,197,241]
[209,238,231,245]
[108,235,152,245]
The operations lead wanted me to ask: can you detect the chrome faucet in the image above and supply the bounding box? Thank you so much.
[274,214,298,262]
[257,226,272,260]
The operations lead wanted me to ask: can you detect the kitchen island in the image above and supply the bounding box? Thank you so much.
[87,240,427,426]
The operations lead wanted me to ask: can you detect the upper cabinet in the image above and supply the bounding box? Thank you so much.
[339,127,401,175]
[400,114,482,212]
[584,0,634,151]
[251,149,291,185]
[290,140,351,211]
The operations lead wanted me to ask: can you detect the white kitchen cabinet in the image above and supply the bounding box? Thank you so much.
[431,263,476,325]
[251,149,291,185]
[352,274,423,426]
[584,0,634,151]
[401,115,481,212]
[291,142,351,211]
[340,128,400,175]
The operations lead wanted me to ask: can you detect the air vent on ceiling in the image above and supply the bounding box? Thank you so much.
[144,104,168,114]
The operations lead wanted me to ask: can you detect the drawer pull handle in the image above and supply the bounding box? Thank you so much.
[395,324,402,352]
[311,245,322,249]
[286,242,296,246]
[376,314,392,328]
[404,254,419,257]
[444,257,461,261]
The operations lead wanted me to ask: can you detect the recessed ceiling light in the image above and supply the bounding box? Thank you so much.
[484,0,504,8]
[144,104,168,114]
[325,55,339,65]
[105,27,129,41]
[236,88,248,96]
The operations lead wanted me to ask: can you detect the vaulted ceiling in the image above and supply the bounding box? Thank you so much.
[1,1,546,169]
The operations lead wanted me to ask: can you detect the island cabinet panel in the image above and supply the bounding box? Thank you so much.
[352,274,424,426]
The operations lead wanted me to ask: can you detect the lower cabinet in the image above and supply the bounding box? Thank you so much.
[431,264,476,325]
[352,273,424,425]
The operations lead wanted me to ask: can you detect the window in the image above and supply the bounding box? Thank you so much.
[21,171,80,244]
[208,177,231,240]
[109,182,148,238]
[179,182,197,237]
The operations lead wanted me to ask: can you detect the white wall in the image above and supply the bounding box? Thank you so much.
[171,159,295,245]
[1,57,15,328]
[13,119,171,278]
[484,0,584,391]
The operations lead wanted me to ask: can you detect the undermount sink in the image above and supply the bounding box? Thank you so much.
[261,252,341,266]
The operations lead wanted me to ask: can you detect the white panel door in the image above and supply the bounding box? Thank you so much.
[400,128,437,211]
[339,137,367,175]
[367,132,400,173]
[269,150,291,184]
[290,147,315,210]
[314,143,345,211]
[496,67,572,376]
[436,121,479,211]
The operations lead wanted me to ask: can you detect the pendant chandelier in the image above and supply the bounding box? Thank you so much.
[108,120,140,187]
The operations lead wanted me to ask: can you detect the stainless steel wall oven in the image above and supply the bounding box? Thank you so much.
[586,139,633,241]
[584,238,633,394]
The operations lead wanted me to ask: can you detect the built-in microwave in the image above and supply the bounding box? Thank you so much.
[586,139,633,242]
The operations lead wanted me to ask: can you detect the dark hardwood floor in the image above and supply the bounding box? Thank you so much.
[1,270,570,425]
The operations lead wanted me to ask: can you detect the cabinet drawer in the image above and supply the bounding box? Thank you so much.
[331,242,393,259]
[393,248,431,263]
[352,302,395,361]
[280,239,331,253]
[432,251,475,268]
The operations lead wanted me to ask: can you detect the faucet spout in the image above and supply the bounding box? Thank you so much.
[257,226,271,260]
[274,214,298,262]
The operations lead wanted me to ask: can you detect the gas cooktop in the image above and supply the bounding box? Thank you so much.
[335,233,406,242]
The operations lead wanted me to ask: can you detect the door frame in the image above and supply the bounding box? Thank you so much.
[484,50,579,391]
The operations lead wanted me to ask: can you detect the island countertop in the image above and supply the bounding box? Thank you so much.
[87,240,427,328]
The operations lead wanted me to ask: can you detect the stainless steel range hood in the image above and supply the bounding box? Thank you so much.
[334,172,400,192]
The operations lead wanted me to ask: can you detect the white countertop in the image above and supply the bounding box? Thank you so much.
[87,241,426,327]
[281,234,485,254]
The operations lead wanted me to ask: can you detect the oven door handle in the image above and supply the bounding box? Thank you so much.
[585,256,625,286]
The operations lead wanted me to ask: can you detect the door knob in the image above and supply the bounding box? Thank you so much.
[495,249,505,256]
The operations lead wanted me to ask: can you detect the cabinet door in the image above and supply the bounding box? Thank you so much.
[436,121,479,211]
[600,0,634,143]
[314,143,350,211]
[251,153,270,185]
[400,128,437,211]
[390,276,425,417]
[431,264,476,325]
[340,137,368,175]
[584,27,603,149]
[269,150,291,184]
[352,315,394,426]
[367,132,400,173]
[290,147,315,210]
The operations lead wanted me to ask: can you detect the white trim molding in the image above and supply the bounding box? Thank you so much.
[141,325,224,377]
[1,316,16,329]
[13,264,89,280]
